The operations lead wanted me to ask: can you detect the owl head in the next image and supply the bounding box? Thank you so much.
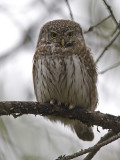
[37,20,84,48]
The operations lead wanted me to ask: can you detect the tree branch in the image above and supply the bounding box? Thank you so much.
[95,30,120,64]
[65,0,74,21]
[102,0,118,25]
[84,15,111,34]
[84,0,120,65]
[83,131,115,160]
[0,101,120,133]
[56,131,120,160]
[99,61,120,74]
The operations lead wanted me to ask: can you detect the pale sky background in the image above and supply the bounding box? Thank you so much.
[0,0,120,160]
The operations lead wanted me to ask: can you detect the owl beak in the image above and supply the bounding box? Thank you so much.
[61,39,65,46]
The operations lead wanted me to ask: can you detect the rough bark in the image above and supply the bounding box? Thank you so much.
[0,101,120,133]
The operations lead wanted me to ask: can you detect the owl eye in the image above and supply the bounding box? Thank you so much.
[67,32,73,38]
[51,32,57,38]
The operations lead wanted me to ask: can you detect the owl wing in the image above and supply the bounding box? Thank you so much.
[80,48,98,110]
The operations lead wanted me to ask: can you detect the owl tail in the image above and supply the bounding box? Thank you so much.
[72,121,94,141]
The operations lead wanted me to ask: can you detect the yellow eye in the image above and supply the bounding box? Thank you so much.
[51,32,57,38]
[67,32,73,38]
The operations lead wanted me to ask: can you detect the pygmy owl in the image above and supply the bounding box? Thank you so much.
[33,20,98,141]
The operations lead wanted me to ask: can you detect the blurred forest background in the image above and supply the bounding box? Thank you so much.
[0,0,120,160]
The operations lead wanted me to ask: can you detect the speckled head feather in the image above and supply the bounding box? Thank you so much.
[41,19,82,33]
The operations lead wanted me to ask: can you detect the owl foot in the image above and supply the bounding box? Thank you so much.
[69,104,75,109]
[50,99,56,104]
[50,99,61,106]
[50,99,75,109]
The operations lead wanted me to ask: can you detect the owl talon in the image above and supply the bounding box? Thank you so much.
[50,100,62,106]
[57,101,61,106]
[69,104,75,109]
[50,99,56,104]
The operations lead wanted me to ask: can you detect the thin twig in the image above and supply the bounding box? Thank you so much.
[95,30,120,64]
[102,0,118,25]
[84,15,111,34]
[99,61,120,74]
[83,131,115,160]
[65,0,74,21]
[57,132,120,160]
[111,22,120,36]
[85,0,120,64]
